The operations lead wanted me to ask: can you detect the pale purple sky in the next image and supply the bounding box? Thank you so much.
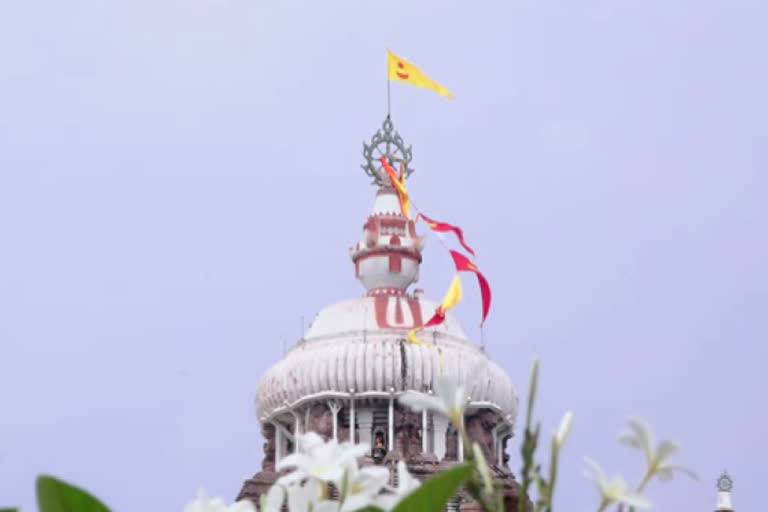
[1,1,767,511]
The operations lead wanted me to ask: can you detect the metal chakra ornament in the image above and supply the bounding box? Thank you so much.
[361,115,414,187]
[717,471,733,492]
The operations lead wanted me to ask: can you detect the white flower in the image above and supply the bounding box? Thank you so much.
[399,375,468,427]
[259,485,285,512]
[287,479,324,512]
[583,458,651,510]
[554,411,574,449]
[619,418,698,483]
[184,489,255,512]
[392,461,421,496]
[375,461,421,510]
[277,432,368,485]
[339,465,391,512]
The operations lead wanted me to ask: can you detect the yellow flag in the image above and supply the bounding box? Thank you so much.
[387,49,455,100]
[440,274,463,312]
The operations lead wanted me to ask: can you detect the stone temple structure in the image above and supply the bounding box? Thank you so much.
[237,117,522,511]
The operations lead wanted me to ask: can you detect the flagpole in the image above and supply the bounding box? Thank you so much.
[387,78,391,117]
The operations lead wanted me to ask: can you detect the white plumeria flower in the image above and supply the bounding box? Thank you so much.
[619,418,698,483]
[287,479,324,512]
[277,432,368,485]
[583,458,652,510]
[399,375,468,427]
[184,489,255,512]
[259,485,285,512]
[392,460,421,496]
[338,465,391,512]
[375,461,421,510]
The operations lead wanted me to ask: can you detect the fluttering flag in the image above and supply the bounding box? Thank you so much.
[408,274,463,344]
[449,250,492,324]
[380,156,411,218]
[418,213,476,256]
[387,49,455,100]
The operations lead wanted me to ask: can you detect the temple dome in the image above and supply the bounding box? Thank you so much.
[255,295,518,422]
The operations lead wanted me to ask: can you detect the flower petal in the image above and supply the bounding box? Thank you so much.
[625,418,655,462]
[398,391,444,414]
[276,453,311,472]
[395,461,420,494]
[658,464,699,481]
[227,500,256,512]
[554,411,573,448]
[619,491,652,509]
[583,457,609,488]
[298,432,326,453]
[655,440,679,463]
[264,485,285,511]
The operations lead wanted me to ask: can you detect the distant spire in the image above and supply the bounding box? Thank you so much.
[715,471,734,512]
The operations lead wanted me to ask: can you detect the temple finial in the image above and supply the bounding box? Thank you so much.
[361,116,414,187]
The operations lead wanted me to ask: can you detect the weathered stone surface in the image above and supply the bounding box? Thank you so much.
[236,471,280,504]
[466,410,501,463]
[393,406,423,459]
[260,424,275,472]
[445,429,458,461]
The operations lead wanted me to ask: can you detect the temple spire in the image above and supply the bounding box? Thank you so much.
[350,117,424,295]
[715,471,734,512]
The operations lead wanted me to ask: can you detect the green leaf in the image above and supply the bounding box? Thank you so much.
[352,508,387,512]
[391,463,472,512]
[36,475,112,512]
[0,508,19,512]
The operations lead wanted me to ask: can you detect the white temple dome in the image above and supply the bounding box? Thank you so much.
[256,295,518,421]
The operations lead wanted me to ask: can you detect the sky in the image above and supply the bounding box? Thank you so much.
[1,1,767,511]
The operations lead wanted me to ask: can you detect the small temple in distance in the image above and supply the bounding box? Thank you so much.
[236,116,522,511]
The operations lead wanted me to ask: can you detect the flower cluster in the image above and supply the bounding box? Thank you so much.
[265,432,420,512]
[584,417,698,512]
[184,433,420,512]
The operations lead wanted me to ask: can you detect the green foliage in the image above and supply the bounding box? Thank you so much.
[36,475,111,512]
[390,463,472,512]
[518,359,572,512]
[0,507,19,512]
[518,359,541,512]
